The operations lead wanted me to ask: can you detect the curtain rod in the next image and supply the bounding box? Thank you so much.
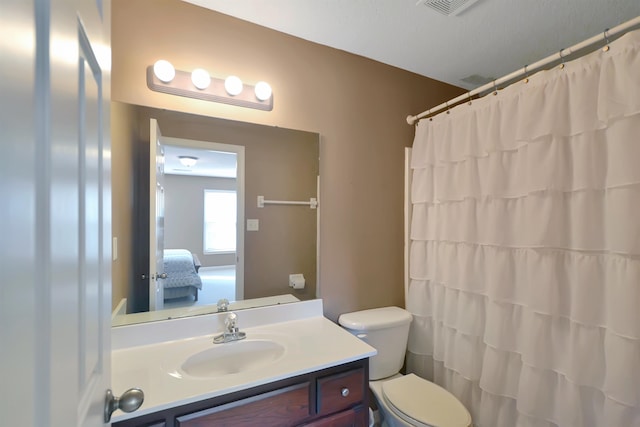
[407,15,640,125]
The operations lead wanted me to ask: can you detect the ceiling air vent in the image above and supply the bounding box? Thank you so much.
[418,0,480,16]
[460,74,494,86]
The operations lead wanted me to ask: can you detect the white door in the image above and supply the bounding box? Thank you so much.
[0,0,115,426]
[149,119,166,311]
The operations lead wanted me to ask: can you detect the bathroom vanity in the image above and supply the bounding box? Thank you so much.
[110,300,376,426]
[113,359,368,426]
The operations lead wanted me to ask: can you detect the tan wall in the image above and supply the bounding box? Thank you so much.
[111,102,138,309]
[112,0,464,320]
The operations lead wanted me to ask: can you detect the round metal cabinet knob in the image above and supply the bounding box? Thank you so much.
[341,387,350,397]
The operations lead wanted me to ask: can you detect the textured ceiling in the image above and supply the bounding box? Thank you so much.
[182,0,640,90]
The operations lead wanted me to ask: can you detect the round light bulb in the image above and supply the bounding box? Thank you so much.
[254,81,272,101]
[224,75,243,96]
[153,60,175,83]
[191,68,211,90]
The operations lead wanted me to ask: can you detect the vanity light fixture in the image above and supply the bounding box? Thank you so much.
[178,156,198,167]
[146,61,273,111]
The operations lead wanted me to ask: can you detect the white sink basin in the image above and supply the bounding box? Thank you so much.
[180,339,286,378]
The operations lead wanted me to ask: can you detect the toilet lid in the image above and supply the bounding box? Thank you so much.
[382,374,471,427]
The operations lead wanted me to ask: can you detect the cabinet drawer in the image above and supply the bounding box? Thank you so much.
[317,368,365,417]
[177,382,310,427]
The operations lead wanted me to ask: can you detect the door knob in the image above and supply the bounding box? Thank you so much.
[104,388,144,422]
[158,272,168,279]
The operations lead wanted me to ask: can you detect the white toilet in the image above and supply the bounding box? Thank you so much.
[338,306,472,427]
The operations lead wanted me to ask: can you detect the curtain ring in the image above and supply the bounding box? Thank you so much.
[603,28,610,52]
[445,101,450,114]
[493,80,498,96]
[559,48,566,69]
[523,64,529,83]
[467,92,472,105]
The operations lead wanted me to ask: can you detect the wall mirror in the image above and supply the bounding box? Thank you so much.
[112,104,320,326]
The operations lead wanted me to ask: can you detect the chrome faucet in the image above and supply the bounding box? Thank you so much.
[213,312,246,344]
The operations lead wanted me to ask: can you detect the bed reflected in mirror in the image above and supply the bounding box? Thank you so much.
[162,249,204,304]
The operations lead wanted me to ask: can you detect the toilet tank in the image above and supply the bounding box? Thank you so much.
[338,306,413,380]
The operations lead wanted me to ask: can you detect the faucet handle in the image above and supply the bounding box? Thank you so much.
[217,298,229,312]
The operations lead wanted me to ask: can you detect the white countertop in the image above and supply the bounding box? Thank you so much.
[110,299,376,422]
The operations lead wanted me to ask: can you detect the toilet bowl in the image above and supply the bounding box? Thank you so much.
[370,374,471,427]
[338,307,471,427]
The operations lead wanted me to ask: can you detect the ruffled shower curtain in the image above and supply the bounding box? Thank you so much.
[407,29,640,427]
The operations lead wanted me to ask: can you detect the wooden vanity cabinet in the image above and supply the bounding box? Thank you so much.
[113,359,369,427]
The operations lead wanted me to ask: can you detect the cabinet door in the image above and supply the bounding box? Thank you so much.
[177,382,310,427]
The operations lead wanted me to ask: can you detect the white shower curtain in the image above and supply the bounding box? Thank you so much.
[407,29,640,427]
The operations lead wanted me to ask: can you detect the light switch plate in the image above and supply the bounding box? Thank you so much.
[112,237,118,261]
[247,219,259,231]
